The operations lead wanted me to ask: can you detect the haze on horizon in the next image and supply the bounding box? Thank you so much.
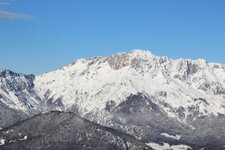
[0,0,224,74]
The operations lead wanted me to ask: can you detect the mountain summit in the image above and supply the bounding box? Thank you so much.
[0,50,225,149]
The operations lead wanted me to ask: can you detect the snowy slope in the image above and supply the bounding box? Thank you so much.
[0,70,41,112]
[0,70,42,127]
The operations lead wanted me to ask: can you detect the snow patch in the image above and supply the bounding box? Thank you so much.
[146,142,192,150]
[4,129,14,134]
[161,133,181,140]
[19,135,28,141]
[0,138,5,145]
[9,140,17,144]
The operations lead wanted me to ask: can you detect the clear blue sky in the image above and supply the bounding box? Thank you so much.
[0,0,225,74]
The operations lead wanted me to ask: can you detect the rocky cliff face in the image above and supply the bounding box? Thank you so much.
[0,50,225,150]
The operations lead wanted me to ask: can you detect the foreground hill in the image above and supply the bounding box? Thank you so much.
[0,111,151,150]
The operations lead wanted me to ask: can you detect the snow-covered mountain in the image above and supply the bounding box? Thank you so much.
[0,50,225,150]
[34,50,225,119]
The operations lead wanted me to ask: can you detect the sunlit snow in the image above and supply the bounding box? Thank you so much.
[146,142,192,150]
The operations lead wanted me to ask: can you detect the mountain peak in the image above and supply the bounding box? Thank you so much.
[106,50,155,70]
[111,49,155,59]
[130,49,154,56]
